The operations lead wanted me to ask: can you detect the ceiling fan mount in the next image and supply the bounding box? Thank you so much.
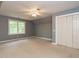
[37,8,40,11]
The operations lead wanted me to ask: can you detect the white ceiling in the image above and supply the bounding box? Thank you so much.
[0,1,79,20]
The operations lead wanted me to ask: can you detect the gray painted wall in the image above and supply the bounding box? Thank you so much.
[0,15,32,41]
[33,16,52,39]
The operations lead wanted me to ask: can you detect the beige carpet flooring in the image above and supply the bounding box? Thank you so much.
[0,38,79,58]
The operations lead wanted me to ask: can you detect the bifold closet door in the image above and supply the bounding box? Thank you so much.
[66,15,73,47]
[56,15,72,47]
[56,16,67,46]
[73,14,79,49]
[56,13,79,49]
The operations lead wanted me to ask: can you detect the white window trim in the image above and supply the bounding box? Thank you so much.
[8,19,17,35]
[8,19,26,35]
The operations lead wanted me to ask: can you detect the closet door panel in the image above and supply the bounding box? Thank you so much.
[73,15,77,48]
[56,16,67,46]
[56,15,73,47]
[66,15,73,47]
[73,14,79,49]
[61,16,68,46]
[56,16,64,45]
[76,14,79,48]
[56,16,61,44]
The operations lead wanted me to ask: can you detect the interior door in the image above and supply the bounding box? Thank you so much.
[56,13,79,49]
[56,15,72,47]
[73,14,79,49]
[56,16,67,46]
[60,16,67,46]
[66,15,73,47]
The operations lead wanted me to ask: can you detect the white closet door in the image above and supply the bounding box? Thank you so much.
[73,14,77,48]
[56,12,79,49]
[56,15,72,47]
[66,15,73,47]
[76,14,79,48]
[73,14,79,49]
[56,16,68,46]
[61,16,67,46]
[56,16,61,44]
[56,16,62,45]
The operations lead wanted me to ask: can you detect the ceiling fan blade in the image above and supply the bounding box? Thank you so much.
[38,12,49,16]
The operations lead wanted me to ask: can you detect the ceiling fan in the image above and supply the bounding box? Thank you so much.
[15,8,47,17]
[31,8,40,17]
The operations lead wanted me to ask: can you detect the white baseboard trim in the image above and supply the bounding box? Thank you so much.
[0,37,31,44]
[32,36,57,45]
[32,36,51,41]
[0,39,17,43]
[51,42,57,45]
[0,36,57,46]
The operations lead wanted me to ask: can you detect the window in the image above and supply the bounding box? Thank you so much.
[18,21,25,34]
[8,19,25,35]
[9,20,17,34]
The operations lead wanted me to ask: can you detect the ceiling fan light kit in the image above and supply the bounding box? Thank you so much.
[32,13,37,17]
[31,8,40,17]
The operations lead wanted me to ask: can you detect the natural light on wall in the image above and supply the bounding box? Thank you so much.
[8,19,25,35]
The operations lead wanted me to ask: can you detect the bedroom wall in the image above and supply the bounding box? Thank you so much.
[0,15,32,41]
[33,16,52,40]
